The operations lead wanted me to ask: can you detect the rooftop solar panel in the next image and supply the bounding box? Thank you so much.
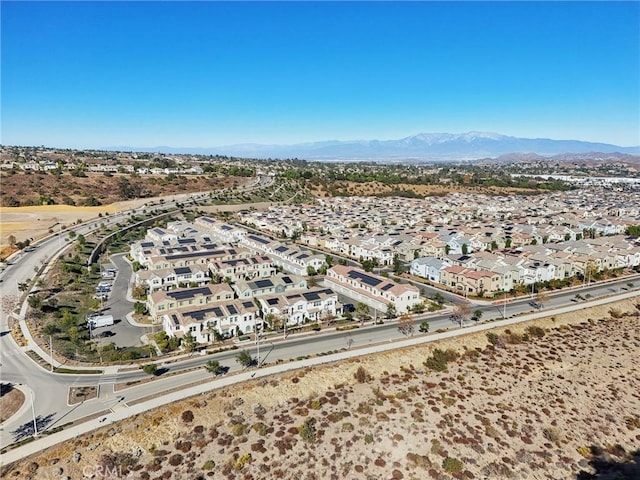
[212,307,224,317]
[254,279,273,289]
[166,250,216,261]
[348,270,382,286]
[185,309,209,321]
[175,267,191,275]
[304,292,320,301]
[282,277,293,284]
[381,284,394,291]
[248,235,270,244]
[167,287,211,300]
[267,298,279,306]
[242,301,254,309]
[171,314,180,326]
[227,305,238,315]
[275,246,288,253]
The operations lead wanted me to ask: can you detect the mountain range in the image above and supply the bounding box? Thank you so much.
[110,131,640,162]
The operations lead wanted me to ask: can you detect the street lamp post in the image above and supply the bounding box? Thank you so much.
[256,331,261,368]
[49,335,54,372]
[503,291,507,319]
[30,389,38,437]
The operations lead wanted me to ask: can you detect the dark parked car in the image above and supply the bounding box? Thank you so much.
[343,303,356,313]
[98,330,115,338]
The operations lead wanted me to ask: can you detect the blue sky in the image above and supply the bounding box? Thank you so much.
[2,1,639,149]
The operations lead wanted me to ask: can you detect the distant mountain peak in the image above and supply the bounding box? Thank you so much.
[107,131,639,161]
[403,131,508,145]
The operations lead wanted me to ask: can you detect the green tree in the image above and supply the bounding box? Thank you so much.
[625,225,640,237]
[43,323,59,336]
[134,301,147,315]
[68,326,80,345]
[204,359,223,376]
[355,302,369,320]
[393,254,402,274]
[410,302,426,314]
[236,350,253,368]
[431,292,445,305]
[419,321,430,333]
[361,259,375,272]
[385,303,397,319]
[60,308,76,330]
[27,294,43,310]
[142,364,158,375]
[183,331,197,353]
[472,309,483,321]
[461,243,469,255]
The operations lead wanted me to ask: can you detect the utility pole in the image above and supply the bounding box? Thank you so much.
[49,335,53,372]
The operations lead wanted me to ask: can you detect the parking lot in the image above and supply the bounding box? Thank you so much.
[88,254,152,347]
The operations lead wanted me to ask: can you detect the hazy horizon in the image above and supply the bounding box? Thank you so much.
[2,1,639,149]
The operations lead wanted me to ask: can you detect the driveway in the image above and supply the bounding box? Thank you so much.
[93,253,151,347]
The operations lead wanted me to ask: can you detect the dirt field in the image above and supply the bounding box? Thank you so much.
[3,299,639,479]
[0,171,251,247]
[0,171,244,208]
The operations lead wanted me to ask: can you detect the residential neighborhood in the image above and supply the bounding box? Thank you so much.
[130,215,425,342]
[237,189,640,297]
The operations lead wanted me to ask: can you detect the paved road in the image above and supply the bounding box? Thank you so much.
[0,193,200,448]
[0,180,276,449]
[2,273,638,449]
[2,286,639,466]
